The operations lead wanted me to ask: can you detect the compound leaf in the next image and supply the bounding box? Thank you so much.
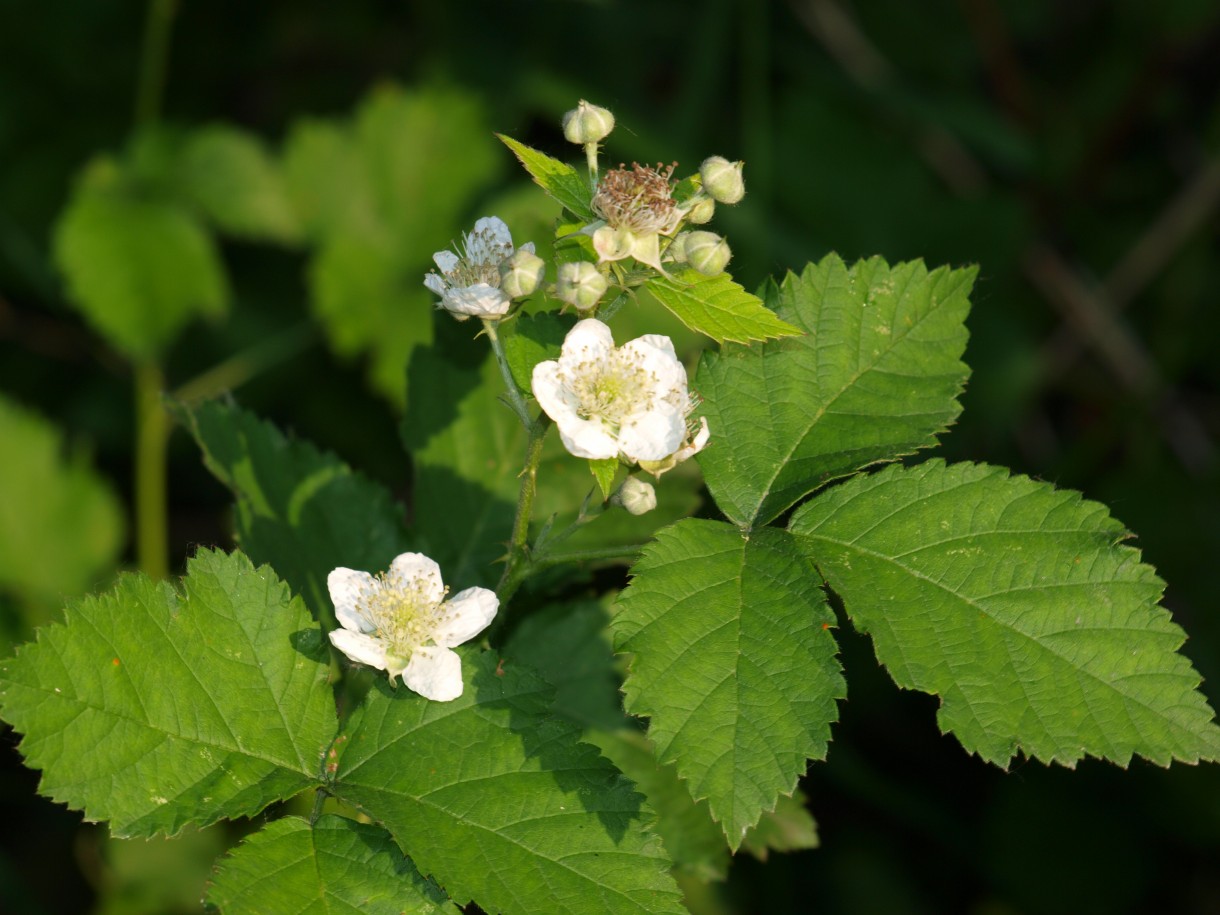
[612,519,844,847]
[790,460,1220,768]
[696,254,972,528]
[331,651,684,915]
[0,549,335,838]
[206,815,457,914]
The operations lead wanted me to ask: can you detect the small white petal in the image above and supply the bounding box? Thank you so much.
[634,334,677,359]
[423,272,448,296]
[388,553,445,604]
[434,587,499,647]
[560,419,621,460]
[433,250,460,274]
[520,241,536,255]
[558,319,615,372]
[329,628,388,671]
[327,568,378,633]
[627,233,667,274]
[404,645,464,701]
[619,408,686,461]
[472,215,512,248]
[443,284,511,317]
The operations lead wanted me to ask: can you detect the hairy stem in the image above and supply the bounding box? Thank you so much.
[496,417,550,607]
[482,318,533,429]
[531,543,644,573]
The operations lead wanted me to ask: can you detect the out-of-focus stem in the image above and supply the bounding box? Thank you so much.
[134,361,169,580]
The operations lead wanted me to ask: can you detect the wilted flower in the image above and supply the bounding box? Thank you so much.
[531,318,700,463]
[423,216,532,319]
[586,162,683,273]
[328,553,498,701]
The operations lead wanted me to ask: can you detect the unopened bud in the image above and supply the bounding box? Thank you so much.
[562,100,615,145]
[499,248,546,299]
[556,261,608,311]
[685,196,716,224]
[700,156,745,205]
[683,231,731,276]
[612,476,657,515]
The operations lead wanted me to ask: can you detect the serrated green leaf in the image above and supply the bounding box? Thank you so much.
[0,394,123,604]
[206,815,457,914]
[177,125,301,244]
[498,135,596,220]
[696,254,973,528]
[589,458,620,501]
[53,157,228,360]
[503,311,575,393]
[332,651,685,915]
[178,399,414,622]
[789,459,1220,768]
[740,789,818,861]
[612,519,844,847]
[0,549,335,838]
[646,269,801,344]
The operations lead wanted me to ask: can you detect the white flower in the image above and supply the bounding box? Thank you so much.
[423,216,533,319]
[639,415,711,479]
[327,552,498,701]
[531,318,700,463]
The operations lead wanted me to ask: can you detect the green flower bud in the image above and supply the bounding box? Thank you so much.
[556,261,608,311]
[499,248,546,299]
[699,156,745,205]
[683,231,731,276]
[562,100,615,145]
[685,196,716,224]
[612,476,657,515]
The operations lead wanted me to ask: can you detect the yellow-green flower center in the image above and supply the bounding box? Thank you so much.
[359,573,448,659]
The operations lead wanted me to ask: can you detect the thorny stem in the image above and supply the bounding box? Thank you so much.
[482,318,533,429]
[496,416,551,607]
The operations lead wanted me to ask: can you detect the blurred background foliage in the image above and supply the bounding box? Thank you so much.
[2,0,1219,912]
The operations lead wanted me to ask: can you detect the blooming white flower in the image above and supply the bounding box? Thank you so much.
[639,415,711,478]
[423,216,533,319]
[531,318,702,463]
[327,552,498,701]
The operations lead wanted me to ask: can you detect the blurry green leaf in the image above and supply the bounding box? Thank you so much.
[646,269,801,344]
[498,135,596,220]
[740,790,818,861]
[696,255,973,528]
[0,550,335,838]
[503,311,574,393]
[332,651,685,915]
[206,815,457,914]
[179,399,414,622]
[0,394,123,604]
[53,157,228,360]
[178,125,301,244]
[790,460,1220,768]
[613,520,844,847]
[309,232,435,407]
[287,85,499,406]
[589,458,619,501]
[402,338,520,590]
[97,825,228,915]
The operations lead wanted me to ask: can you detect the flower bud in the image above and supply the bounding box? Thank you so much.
[562,100,615,145]
[685,196,716,225]
[499,248,546,299]
[683,231,731,276]
[556,261,608,311]
[612,476,657,515]
[699,156,745,205]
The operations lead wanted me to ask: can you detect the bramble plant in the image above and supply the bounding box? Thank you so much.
[3,98,1219,915]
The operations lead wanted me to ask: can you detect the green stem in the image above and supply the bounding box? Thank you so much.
[172,322,317,404]
[482,318,533,429]
[134,361,170,580]
[584,141,600,188]
[134,0,178,127]
[496,417,550,606]
[531,543,644,573]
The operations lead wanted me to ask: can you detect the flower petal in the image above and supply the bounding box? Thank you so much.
[443,284,511,317]
[404,645,464,701]
[618,407,687,461]
[433,250,460,274]
[558,319,615,373]
[329,628,388,671]
[423,272,448,296]
[434,587,499,647]
[388,553,445,605]
[327,568,378,633]
[558,417,620,460]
